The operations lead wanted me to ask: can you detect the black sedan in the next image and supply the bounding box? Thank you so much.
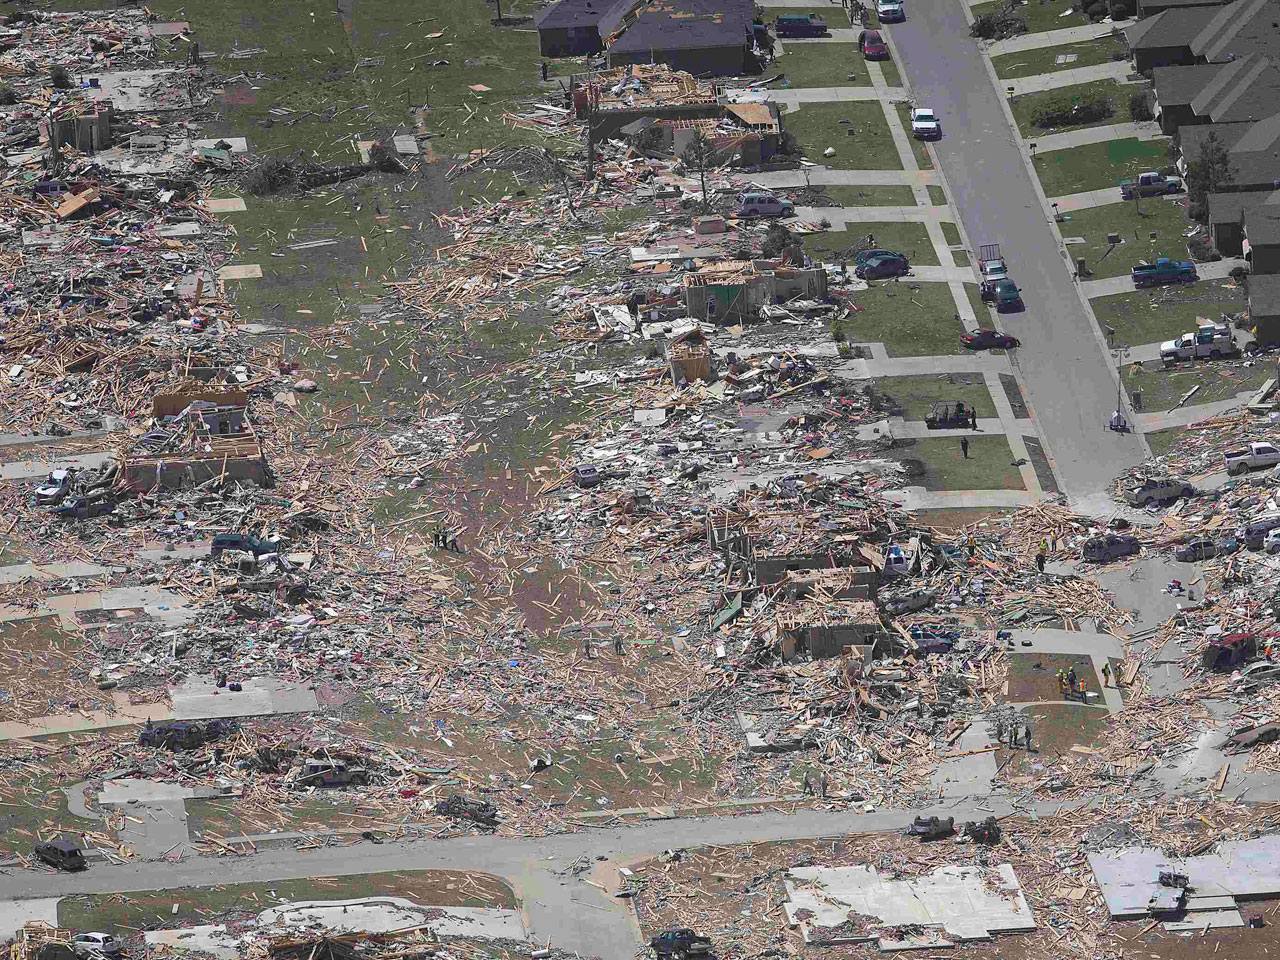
[962,329,1020,350]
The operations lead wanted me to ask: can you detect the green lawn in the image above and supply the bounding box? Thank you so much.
[898,436,1027,490]
[59,872,518,935]
[841,281,969,356]
[966,281,991,320]
[809,184,917,206]
[972,0,1087,34]
[880,58,903,87]
[895,103,933,169]
[1059,196,1191,280]
[877,373,998,419]
[775,43,870,86]
[941,221,962,246]
[803,222,939,264]
[1145,426,1181,457]
[1010,80,1143,139]
[928,184,947,205]
[1122,362,1272,412]
[1033,139,1168,198]
[992,35,1129,80]
[1090,279,1246,347]
[953,249,971,267]
[785,102,903,169]
[767,5,852,28]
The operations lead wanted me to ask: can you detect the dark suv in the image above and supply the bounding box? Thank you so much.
[34,839,87,871]
[1081,533,1141,562]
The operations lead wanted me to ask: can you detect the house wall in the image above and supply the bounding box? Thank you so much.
[120,455,267,492]
[771,267,828,302]
[1253,243,1280,275]
[589,102,723,139]
[1135,45,1197,73]
[685,278,767,323]
[1157,101,1200,135]
[753,552,852,585]
[538,25,603,57]
[1213,219,1245,255]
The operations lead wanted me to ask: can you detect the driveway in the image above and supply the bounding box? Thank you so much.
[883,5,1146,504]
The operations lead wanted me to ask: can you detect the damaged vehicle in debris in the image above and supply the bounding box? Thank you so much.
[289,760,370,788]
[434,794,499,826]
[650,928,713,959]
[139,719,234,751]
[906,815,955,840]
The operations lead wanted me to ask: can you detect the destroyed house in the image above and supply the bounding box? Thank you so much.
[782,565,879,603]
[777,598,882,661]
[667,328,715,384]
[120,389,266,491]
[685,261,770,323]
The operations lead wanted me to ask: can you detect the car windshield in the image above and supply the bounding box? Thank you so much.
[914,110,935,121]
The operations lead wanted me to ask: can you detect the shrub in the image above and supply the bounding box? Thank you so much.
[1111,0,1132,17]
[49,65,72,89]
[838,343,854,358]
[832,324,848,343]
[0,84,17,106]
[243,156,296,196]
[1187,234,1219,261]
[969,10,1026,39]
[1030,92,1114,129]
[1129,89,1154,122]
[1085,0,1107,17]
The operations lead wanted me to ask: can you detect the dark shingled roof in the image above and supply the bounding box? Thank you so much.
[1125,6,1219,50]
[1192,0,1280,61]
[1208,189,1280,224]
[1182,120,1280,188]
[1249,273,1280,316]
[1153,62,1228,106]
[607,0,753,52]
[536,0,632,30]
[1246,204,1280,245]
[1190,55,1280,123]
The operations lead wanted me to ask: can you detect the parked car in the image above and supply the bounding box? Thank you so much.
[981,277,1023,310]
[650,929,713,959]
[734,191,794,218]
[1123,477,1195,506]
[1133,258,1196,289]
[855,253,910,278]
[291,760,369,788]
[1243,513,1280,549]
[858,28,888,58]
[977,243,1006,281]
[35,468,73,504]
[1266,528,1280,554]
[877,0,906,20]
[1119,171,1183,200]
[1175,537,1238,562]
[33,838,86,871]
[1160,324,1236,363]
[883,588,935,616]
[774,12,828,36]
[1081,533,1141,562]
[854,247,902,264]
[50,496,115,519]
[71,933,121,957]
[961,329,1019,350]
[210,532,277,558]
[1224,441,1280,475]
[909,107,940,139]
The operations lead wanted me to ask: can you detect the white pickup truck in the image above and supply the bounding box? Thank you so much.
[1224,441,1280,475]
[1160,324,1238,364]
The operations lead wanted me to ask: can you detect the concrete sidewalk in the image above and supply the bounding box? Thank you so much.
[985,21,1114,56]
[1005,60,1133,95]
[884,487,1041,508]
[1136,394,1252,431]
[1029,120,1163,152]
[794,204,940,223]
[767,86,887,106]
[749,168,940,187]
[1050,186,1121,211]
[837,352,1013,378]
[0,451,115,481]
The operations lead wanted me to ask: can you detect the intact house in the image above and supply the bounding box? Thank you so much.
[119,389,267,491]
[1152,55,1280,135]
[1178,119,1280,194]
[1208,190,1280,254]
[1249,273,1280,346]
[1245,204,1280,271]
[1125,0,1280,73]
[537,0,757,75]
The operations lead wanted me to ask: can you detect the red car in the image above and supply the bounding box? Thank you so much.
[858,28,888,59]
[962,329,1020,350]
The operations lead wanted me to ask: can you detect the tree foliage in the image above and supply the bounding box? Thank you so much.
[1186,131,1235,223]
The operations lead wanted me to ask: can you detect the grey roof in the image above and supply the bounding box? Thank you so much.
[1182,121,1280,189]
[1208,189,1280,224]
[1192,0,1280,61]
[536,0,631,30]
[1245,204,1280,245]
[1190,55,1280,122]
[1145,0,1228,8]
[607,0,752,53]
[1153,62,1227,105]
[1126,6,1220,49]
[1181,120,1259,158]
[1249,273,1280,316]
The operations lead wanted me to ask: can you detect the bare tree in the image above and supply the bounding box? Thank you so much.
[680,131,716,212]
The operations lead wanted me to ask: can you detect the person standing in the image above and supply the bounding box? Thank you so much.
[960,436,970,459]
[1101,662,1112,687]
[970,408,978,430]
[1035,550,1046,574]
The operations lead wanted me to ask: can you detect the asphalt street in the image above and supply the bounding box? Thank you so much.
[886,2,1147,505]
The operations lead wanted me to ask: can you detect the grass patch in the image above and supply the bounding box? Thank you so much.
[784,101,902,170]
[1059,196,1191,280]
[1033,138,1168,198]
[776,43,870,86]
[928,184,947,205]
[0,616,96,721]
[992,35,1129,80]
[879,58,902,87]
[876,373,998,419]
[802,222,938,264]
[0,773,94,859]
[953,249,971,267]
[1122,361,1272,412]
[997,702,1110,780]
[59,871,517,935]
[895,435,1026,490]
[809,184,917,206]
[894,103,933,169]
[1010,80,1140,139]
[842,282,969,356]
[767,6,852,28]
[972,0,1087,34]
[966,281,992,320]
[1145,426,1182,457]
[1008,651,1099,702]
[1090,279,1246,347]
[941,221,962,246]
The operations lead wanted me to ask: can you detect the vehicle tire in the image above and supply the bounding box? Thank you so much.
[1210,349,1221,359]
[746,208,758,216]
[1229,465,1243,475]
[1011,338,1020,347]
[1182,487,1194,497]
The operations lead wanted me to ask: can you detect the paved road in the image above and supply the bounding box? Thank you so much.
[886,4,1146,505]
